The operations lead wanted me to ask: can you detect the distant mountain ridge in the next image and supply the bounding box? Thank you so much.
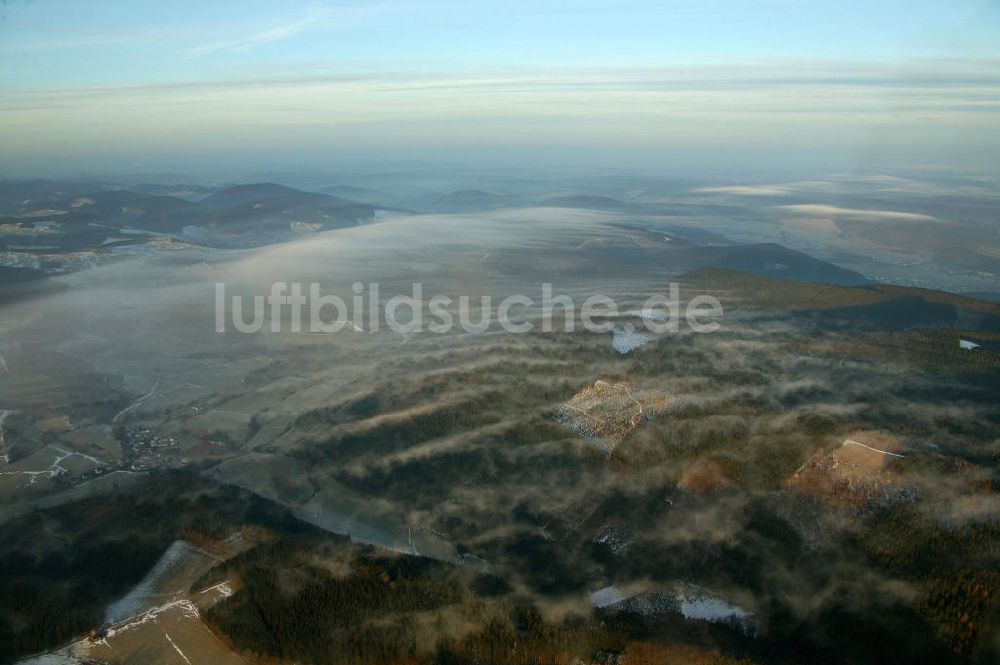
[685,267,1000,332]
[200,182,335,208]
[686,243,872,287]
[0,181,377,251]
[539,194,627,209]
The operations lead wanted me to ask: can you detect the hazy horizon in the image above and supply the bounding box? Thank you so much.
[2,1,999,177]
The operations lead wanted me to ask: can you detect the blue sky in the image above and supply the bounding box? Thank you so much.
[1,1,998,175]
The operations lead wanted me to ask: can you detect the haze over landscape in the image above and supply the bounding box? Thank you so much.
[1,3,999,665]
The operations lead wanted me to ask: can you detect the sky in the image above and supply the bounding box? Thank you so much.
[1,0,999,177]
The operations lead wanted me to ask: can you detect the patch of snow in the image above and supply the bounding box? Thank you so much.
[612,328,651,354]
[104,541,196,625]
[590,585,629,608]
[616,592,675,616]
[959,339,981,350]
[164,632,193,665]
[674,583,756,635]
[198,581,233,599]
[679,592,745,623]
[593,581,758,637]
[637,308,669,322]
[102,600,200,639]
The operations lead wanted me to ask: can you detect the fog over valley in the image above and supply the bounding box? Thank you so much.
[2,2,998,664]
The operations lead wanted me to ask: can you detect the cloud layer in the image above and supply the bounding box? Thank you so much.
[2,60,999,174]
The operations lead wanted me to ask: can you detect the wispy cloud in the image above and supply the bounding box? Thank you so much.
[695,186,791,197]
[3,61,999,176]
[779,204,938,222]
[187,6,332,57]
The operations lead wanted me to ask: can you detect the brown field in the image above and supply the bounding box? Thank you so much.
[78,600,247,665]
[833,431,904,471]
[786,432,907,513]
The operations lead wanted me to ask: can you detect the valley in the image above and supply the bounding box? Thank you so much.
[1,174,997,665]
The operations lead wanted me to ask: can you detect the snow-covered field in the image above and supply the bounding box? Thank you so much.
[590,581,757,636]
[611,328,652,354]
[104,540,218,625]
